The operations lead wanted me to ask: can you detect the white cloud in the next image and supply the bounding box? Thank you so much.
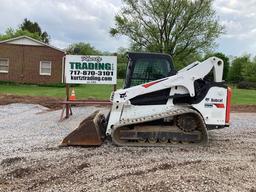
[0,0,255,56]
[0,0,128,52]
[214,0,256,56]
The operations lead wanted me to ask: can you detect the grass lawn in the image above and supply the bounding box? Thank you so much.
[0,79,124,100]
[231,88,256,105]
[0,81,255,105]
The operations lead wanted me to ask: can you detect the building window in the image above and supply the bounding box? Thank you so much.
[0,58,9,73]
[40,61,51,76]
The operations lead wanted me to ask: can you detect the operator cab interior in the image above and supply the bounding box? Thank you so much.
[124,52,176,88]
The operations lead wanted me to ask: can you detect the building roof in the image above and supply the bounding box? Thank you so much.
[0,35,65,53]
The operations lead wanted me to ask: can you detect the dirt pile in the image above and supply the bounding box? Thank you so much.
[1,94,256,112]
[0,94,62,109]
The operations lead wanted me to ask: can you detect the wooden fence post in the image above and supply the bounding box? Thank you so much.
[65,84,70,118]
[113,84,117,92]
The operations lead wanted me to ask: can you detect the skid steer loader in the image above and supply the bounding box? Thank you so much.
[61,52,231,147]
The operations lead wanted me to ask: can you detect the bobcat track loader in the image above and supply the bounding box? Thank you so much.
[61,52,231,147]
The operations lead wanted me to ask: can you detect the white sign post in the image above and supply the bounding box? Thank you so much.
[61,55,117,120]
[65,55,117,85]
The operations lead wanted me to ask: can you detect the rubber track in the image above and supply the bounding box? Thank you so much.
[111,107,208,147]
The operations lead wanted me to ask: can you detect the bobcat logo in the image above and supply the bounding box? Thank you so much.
[211,98,223,102]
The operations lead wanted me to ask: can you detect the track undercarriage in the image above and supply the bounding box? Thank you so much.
[111,109,208,147]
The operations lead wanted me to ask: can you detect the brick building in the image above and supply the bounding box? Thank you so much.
[0,36,65,84]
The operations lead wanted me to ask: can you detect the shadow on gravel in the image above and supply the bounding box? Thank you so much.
[6,167,34,178]
[105,160,202,182]
[1,157,26,167]
[3,165,45,179]
[26,175,60,191]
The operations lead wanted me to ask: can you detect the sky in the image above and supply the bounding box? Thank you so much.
[0,0,255,56]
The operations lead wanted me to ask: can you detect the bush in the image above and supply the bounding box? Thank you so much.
[237,81,256,90]
[0,80,18,85]
[117,63,127,79]
[38,83,66,88]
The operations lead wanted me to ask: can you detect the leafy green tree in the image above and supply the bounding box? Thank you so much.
[66,42,101,55]
[20,18,50,43]
[116,47,128,64]
[0,28,42,42]
[116,47,129,79]
[110,0,223,67]
[242,56,256,82]
[228,56,249,83]
[175,51,203,69]
[0,19,50,43]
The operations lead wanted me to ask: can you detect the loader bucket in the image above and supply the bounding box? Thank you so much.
[60,110,106,146]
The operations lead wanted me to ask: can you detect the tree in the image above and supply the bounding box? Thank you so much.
[116,47,128,64]
[205,52,230,81]
[116,47,129,79]
[110,0,223,67]
[0,28,42,42]
[228,56,248,83]
[66,42,101,55]
[241,56,256,82]
[20,18,50,43]
[228,55,256,83]
[0,18,50,43]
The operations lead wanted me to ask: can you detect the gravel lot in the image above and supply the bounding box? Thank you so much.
[0,103,255,192]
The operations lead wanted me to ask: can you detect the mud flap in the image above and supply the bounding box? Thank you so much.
[60,110,106,146]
